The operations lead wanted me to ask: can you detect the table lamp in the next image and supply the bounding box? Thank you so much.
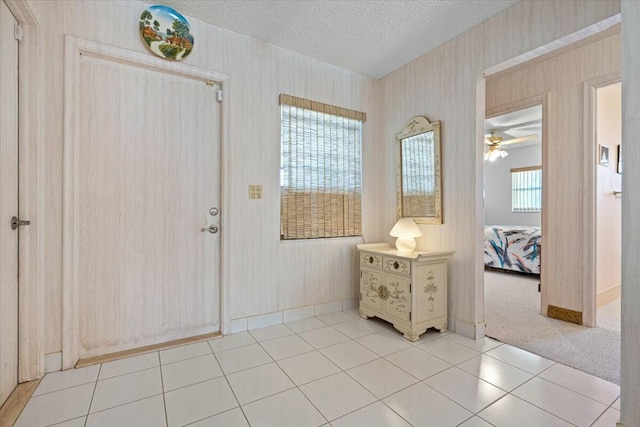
[389,218,422,252]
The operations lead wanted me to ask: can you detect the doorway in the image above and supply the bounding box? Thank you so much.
[62,38,225,366]
[483,104,543,341]
[594,82,622,331]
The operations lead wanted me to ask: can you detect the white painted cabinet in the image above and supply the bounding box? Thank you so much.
[357,243,454,341]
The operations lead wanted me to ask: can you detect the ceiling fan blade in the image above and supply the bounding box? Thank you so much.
[500,134,538,145]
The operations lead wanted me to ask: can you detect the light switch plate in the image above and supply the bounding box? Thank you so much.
[249,185,263,199]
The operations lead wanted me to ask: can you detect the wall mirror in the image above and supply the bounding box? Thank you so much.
[396,116,442,224]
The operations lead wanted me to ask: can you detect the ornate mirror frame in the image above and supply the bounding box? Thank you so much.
[395,116,442,224]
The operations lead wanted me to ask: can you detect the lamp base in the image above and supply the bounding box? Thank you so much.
[395,237,416,253]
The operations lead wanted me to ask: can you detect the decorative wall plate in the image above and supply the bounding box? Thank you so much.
[139,5,194,61]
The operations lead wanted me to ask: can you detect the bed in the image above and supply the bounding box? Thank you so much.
[484,225,541,275]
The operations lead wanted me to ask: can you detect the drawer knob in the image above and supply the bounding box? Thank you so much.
[377,285,390,300]
[369,256,374,264]
[393,261,399,269]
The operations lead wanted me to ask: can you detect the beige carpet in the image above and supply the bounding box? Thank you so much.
[484,271,620,385]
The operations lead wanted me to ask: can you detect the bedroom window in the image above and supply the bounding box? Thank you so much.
[279,94,365,240]
[511,166,542,212]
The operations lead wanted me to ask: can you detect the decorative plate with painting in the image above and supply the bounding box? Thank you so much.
[139,5,194,61]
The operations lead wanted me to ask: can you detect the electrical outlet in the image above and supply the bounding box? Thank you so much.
[249,185,263,199]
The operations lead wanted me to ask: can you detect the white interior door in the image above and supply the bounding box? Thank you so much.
[0,0,19,407]
[74,52,221,358]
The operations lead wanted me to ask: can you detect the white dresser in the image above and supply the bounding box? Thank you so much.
[357,243,454,341]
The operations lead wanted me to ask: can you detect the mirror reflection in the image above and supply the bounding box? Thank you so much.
[396,116,442,224]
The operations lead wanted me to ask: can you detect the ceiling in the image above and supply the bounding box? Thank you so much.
[150,0,519,79]
[485,105,542,151]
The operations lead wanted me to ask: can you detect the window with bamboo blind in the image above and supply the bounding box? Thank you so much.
[279,94,366,240]
[511,166,542,212]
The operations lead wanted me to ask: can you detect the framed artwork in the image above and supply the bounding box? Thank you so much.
[599,145,610,167]
[617,144,622,174]
[139,5,194,61]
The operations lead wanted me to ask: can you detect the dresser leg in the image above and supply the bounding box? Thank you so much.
[402,328,427,342]
[358,307,370,319]
[436,323,448,333]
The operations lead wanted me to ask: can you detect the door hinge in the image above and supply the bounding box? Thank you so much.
[409,312,412,321]
[409,283,412,293]
[360,270,362,278]
[14,23,23,41]
[216,88,223,103]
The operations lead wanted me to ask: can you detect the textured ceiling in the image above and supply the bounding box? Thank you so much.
[150,0,518,79]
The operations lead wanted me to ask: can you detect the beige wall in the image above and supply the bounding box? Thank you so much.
[596,84,622,294]
[29,0,379,354]
[380,0,620,329]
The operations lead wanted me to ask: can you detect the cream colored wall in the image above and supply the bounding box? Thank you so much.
[380,0,620,328]
[486,32,621,313]
[30,0,379,354]
[621,2,640,425]
[596,84,622,294]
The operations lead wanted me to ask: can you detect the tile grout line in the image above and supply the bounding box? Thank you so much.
[83,363,102,426]
[157,351,170,427]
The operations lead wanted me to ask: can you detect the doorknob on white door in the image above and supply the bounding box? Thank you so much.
[10,216,30,230]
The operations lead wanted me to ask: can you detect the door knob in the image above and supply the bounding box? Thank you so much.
[202,225,218,234]
[11,216,30,230]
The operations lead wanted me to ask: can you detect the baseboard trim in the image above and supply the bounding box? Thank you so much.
[547,304,583,325]
[229,298,357,333]
[0,379,40,427]
[597,285,621,308]
[45,352,62,373]
[448,317,486,339]
[76,331,222,368]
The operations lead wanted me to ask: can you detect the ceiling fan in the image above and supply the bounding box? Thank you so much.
[484,130,537,161]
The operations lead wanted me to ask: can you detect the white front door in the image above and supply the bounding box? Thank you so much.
[72,49,222,359]
[0,0,19,407]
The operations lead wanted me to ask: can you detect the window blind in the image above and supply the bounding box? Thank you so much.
[280,94,365,240]
[511,166,542,212]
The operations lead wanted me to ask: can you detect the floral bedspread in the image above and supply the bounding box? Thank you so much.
[484,225,541,274]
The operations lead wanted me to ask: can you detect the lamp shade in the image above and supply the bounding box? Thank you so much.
[390,218,422,252]
[390,218,423,238]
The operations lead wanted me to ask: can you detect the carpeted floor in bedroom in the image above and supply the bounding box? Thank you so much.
[484,271,620,385]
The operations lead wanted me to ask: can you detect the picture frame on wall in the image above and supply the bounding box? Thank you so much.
[617,144,622,174]
[599,145,610,167]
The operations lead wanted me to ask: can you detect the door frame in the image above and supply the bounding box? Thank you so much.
[484,93,550,317]
[62,36,231,369]
[4,0,43,382]
[582,72,621,327]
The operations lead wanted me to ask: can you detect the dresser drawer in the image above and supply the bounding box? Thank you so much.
[383,256,411,276]
[360,252,382,269]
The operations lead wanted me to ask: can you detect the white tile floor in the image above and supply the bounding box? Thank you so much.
[16,309,621,427]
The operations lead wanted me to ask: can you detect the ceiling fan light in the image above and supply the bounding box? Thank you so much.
[499,149,508,158]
